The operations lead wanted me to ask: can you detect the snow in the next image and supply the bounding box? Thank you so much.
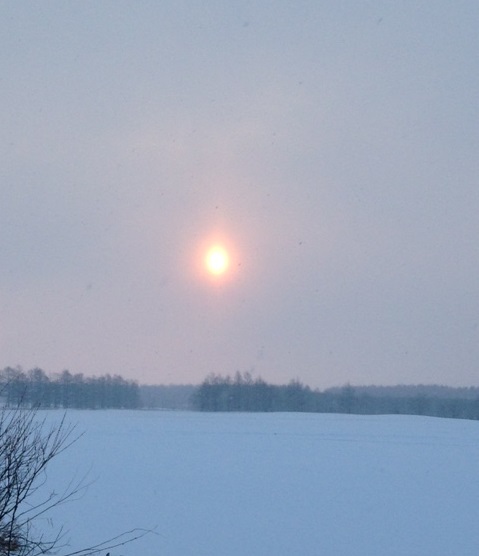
[41,411,479,556]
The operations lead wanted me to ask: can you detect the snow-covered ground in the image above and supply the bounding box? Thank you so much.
[41,411,479,556]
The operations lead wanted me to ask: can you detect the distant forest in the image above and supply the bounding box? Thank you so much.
[190,372,479,420]
[0,367,140,409]
[2,367,479,420]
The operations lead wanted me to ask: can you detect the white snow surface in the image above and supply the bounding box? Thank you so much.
[39,410,479,556]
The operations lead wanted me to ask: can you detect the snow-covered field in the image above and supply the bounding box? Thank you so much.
[41,411,479,556]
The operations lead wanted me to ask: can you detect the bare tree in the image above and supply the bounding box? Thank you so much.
[0,406,148,556]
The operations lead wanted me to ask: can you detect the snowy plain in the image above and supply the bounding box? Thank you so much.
[40,410,479,556]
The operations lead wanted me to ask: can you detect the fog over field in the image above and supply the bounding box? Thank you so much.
[4,3,478,552]
[41,410,479,556]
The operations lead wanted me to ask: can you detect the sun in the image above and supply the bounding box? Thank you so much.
[205,245,230,276]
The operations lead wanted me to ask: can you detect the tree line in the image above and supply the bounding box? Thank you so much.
[3,366,479,419]
[0,367,140,409]
[191,372,479,420]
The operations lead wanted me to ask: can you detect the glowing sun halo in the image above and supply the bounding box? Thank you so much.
[205,246,229,276]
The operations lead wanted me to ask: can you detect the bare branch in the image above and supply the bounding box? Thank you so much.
[0,406,150,555]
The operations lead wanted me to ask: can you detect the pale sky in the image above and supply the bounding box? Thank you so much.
[1,1,479,388]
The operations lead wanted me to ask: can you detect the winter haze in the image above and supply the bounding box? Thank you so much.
[1,2,478,388]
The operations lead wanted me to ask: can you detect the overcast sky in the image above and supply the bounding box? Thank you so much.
[1,1,478,388]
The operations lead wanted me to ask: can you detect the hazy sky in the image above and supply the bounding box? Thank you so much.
[2,1,479,388]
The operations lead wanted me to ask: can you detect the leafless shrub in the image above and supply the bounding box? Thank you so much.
[0,406,149,555]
